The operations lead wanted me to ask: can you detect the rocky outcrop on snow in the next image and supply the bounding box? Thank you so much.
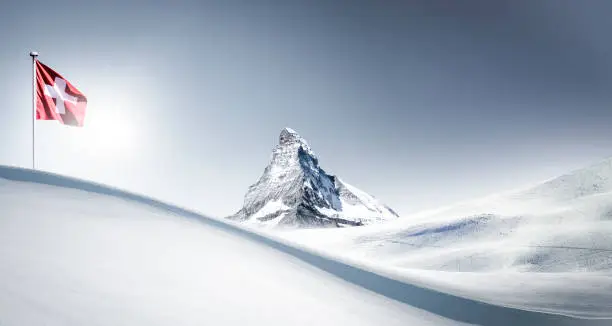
[227,128,399,228]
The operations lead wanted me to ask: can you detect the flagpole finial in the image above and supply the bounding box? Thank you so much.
[29,51,38,57]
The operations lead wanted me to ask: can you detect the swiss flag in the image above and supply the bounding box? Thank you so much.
[36,60,87,127]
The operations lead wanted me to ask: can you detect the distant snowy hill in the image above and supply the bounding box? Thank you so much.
[285,157,612,273]
[228,128,398,227]
[280,158,612,318]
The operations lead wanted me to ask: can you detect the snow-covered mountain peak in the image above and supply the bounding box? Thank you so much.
[228,128,399,228]
[280,127,305,145]
[276,127,317,162]
[268,127,316,170]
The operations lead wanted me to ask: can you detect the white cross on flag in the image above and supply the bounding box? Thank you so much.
[36,60,87,127]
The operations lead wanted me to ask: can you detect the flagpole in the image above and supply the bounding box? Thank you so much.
[29,51,38,170]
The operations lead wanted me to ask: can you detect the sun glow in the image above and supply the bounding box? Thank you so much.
[86,111,133,149]
[75,102,138,157]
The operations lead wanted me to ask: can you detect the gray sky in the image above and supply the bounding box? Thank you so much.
[1,0,612,217]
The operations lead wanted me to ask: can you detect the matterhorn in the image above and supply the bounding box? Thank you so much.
[227,128,399,228]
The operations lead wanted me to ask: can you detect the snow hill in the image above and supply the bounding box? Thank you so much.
[0,166,448,326]
[1,165,608,325]
[228,128,398,228]
[280,158,612,318]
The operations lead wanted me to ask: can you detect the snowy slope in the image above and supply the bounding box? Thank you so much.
[228,128,398,227]
[1,166,608,325]
[279,158,612,318]
[0,167,456,326]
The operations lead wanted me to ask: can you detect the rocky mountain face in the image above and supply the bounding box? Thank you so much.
[227,128,399,228]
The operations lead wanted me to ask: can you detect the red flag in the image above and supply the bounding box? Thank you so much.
[35,60,87,127]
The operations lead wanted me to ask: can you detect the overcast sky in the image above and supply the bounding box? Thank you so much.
[1,0,612,217]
